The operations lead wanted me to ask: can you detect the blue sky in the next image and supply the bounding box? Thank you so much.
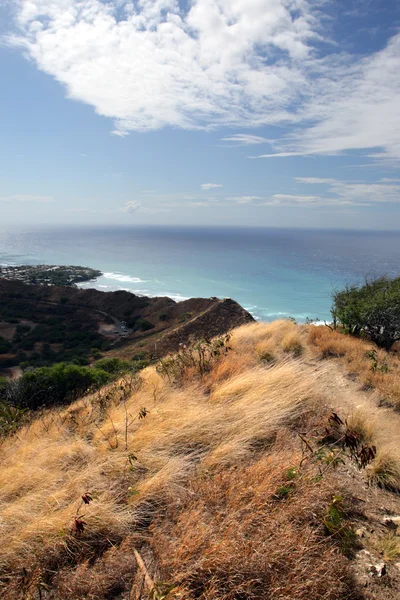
[0,0,400,229]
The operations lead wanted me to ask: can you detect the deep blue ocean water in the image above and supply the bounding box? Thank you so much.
[0,226,399,322]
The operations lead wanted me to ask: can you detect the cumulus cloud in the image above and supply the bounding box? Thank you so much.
[7,0,316,134]
[201,183,222,190]
[122,200,141,213]
[6,1,400,161]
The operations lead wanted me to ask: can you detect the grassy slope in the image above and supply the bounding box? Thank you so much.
[1,320,400,599]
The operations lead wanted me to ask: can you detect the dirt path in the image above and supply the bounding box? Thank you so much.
[304,356,400,460]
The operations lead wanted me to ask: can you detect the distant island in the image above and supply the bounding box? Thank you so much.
[0,264,102,287]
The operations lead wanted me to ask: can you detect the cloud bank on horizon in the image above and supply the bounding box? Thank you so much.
[6,0,400,163]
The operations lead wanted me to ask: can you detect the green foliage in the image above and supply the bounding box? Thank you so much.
[0,400,28,437]
[95,357,132,374]
[331,277,400,349]
[324,495,345,535]
[158,313,169,321]
[323,495,357,556]
[3,363,111,410]
[134,318,155,332]
[365,349,390,373]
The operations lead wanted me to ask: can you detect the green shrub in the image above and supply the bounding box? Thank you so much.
[95,357,132,374]
[5,363,111,410]
[332,277,400,350]
[134,318,155,332]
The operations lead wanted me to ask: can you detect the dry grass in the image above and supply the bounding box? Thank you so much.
[154,451,360,600]
[308,326,400,407]
[375,533,400,562]
[1,320,397,599]
[367,450,400,493]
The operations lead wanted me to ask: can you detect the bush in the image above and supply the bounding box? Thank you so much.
[133,318,154,332]
[332,277,400,350]
[4,363,111,410]
[95,358,132,374]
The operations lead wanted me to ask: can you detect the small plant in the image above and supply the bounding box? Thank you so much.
[157,334,232,383]
[272,467,298,500]
[323,495,357,556]
[273,482,295,500]
[0,400,29,437]
[365,349,390,373]
[286,316,297,324]
[298,411,376,478]
[324,495,345,536]
[71,491,95,537]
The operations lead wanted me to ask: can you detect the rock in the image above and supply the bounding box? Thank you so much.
[355,527,367,538]
[369,562,386,577]
[356,550,387,581]
[382,515,400,529]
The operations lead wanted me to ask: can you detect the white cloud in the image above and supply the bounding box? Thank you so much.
[0,194,54,203]
[7,0,317,135]
[249,152,305,158]
[221,134,271,146]
[6,1,400,162]
[122,200,141,213]
[268,193,324,205]
[228,195,263,204]
[201,183,222,190]
[294,177,336,185]
[296,177,400,204]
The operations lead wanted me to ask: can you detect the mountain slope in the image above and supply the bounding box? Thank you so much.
[1,320,400,599]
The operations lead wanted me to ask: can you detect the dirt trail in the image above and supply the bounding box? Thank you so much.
[305,356,400,457]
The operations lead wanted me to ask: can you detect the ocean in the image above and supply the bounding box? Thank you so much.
[0,226,399,323]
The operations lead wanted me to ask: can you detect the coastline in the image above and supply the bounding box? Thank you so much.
[4,226,399,323]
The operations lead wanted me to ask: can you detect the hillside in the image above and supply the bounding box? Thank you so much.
[1,320,400,599]
[0,278,253,374]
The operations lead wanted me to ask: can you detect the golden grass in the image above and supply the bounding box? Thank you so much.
[308,325,400,407]
[375,533,400,562]
[0,323,320,596]
[154,451,359,600]
[0,320,398,598]
[367,449,400,492]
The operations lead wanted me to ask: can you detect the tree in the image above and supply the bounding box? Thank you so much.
[331,277,400,350]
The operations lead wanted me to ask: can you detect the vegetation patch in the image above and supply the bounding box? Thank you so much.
[331,276,400,350]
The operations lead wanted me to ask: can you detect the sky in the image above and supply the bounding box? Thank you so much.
[0,0,400,229]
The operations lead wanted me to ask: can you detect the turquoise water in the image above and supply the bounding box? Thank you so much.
[0,226,399,322]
